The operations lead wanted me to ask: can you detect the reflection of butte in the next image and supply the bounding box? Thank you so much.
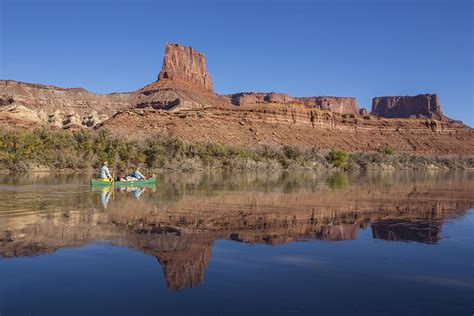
[1,178,473,290]
[143,234,214,291]
[371,220,440,243]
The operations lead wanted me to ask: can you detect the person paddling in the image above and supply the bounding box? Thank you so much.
[98,161,113,181]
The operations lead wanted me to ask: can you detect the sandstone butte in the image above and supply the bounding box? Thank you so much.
[0,43,473,155]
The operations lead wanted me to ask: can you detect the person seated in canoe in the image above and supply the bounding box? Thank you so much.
[130,167,146,180]
[98,161,113,181]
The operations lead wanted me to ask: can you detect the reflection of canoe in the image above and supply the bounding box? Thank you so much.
[90,177,157,187]
[90,183,157,192]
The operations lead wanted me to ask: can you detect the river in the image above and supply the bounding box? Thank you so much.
[0,171,473,315]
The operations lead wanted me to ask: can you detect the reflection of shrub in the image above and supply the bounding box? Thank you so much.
[328,172,348,190]
[279,158,290,169]
[326,148,348,168]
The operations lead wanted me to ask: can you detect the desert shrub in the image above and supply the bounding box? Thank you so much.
[1,128,471,171]
[255,145,281,160]
[326,148,349,168]
[347,152,368,169]
[205,142,227,158]
[369,152,386,164]
[144,137,170,167]
[183,142,207,159]
[379,144,395,155]
[282,145,301,160]
[302,147,327,165]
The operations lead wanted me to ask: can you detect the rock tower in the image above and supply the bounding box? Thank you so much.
[157,43,213,91]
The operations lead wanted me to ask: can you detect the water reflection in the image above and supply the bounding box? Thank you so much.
[0,171,473,292]
[93,185,156,208]
[372,220,440,243]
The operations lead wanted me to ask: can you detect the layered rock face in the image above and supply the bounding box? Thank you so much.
[371,94,446,120]
[0,44,228,126]
[227,92,362,115]
[0,80,136,128]
[304,96,361,115]
[228,92,295,105]
[136,79,229,111]
[0,42,469,135]
[157,43,213,91]
[102,105,474,155]
[136,43,229,111]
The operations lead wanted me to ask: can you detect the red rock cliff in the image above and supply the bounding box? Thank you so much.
[227,92,362,115]
[302,96,360,115]
[371,94,446,120]
[137,44,228,111]
[157,43,213,91]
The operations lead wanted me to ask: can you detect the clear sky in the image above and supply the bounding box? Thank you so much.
[1,0,473,125]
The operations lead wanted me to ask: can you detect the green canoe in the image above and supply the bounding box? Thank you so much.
[90,177,157,187]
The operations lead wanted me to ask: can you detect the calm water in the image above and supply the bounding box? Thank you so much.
[0,171,473,316]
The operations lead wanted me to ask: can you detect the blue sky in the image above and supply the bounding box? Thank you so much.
[1,0,473,125]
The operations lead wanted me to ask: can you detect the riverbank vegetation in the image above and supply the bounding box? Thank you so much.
[0,128,472,172]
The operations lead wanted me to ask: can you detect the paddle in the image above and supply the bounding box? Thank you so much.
[111,172,115,198]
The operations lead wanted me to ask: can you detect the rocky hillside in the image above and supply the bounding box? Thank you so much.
[101,105,474,155]
[0,80,137,128]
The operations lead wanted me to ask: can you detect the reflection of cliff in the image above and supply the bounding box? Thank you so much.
[230,223,362,244]
[319,223,361,241]
[371,220,440,243]
[1,172,473,290]
[147,235,214,291]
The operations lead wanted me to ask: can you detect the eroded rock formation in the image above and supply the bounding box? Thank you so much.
[101,105,474,155]
[0,42,470,140]
[0,80,136,128]
[0,44,229,125]
[158,43,213,91]
[371,94,446,120]
[135,43,229,111]
[228,92,295,105]
[227,92,362,115]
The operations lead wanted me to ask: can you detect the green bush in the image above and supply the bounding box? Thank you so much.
[326,148,349,168]
[379,144,395,155]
